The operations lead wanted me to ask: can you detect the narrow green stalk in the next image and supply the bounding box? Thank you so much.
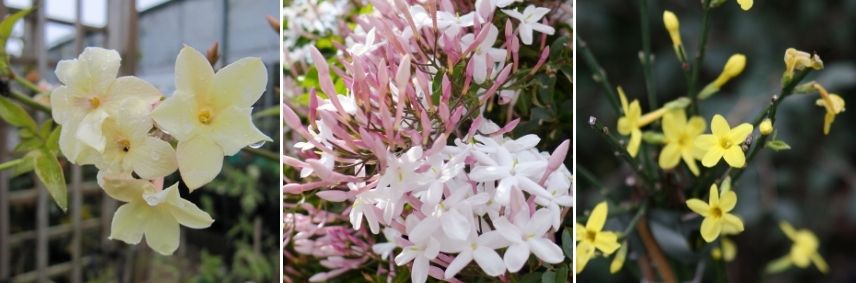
[242,147,280,162]
[588,118,655,189]
[0,158,24,171]
[578,36,622,115]
[687,1,712,115]
[638,0,657,110]
[8,90,51,113]
[621,202,649,238]
[578,166,611,197]
[14,75,45,95]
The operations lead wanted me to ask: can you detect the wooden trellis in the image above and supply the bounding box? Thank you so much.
[0,0,139,282]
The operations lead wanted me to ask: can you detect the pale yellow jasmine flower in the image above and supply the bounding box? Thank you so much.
[150,46,272,190]
[99,173,214,256]
[783,48,823,83]
[686,184,744,242]
[576,201,621,274]
[759,118,774,136]
[765,222,828,274]
[94,114,177,179]
[699,54,746,99]
[659,110,706,176]
[617,87,667,157]
[50,47,161,163]
[694,114,753,168]
[812,83,845,135]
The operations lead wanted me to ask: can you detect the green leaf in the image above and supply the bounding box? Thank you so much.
[431,69,445,106]
[33,150,67,212]
[561,228,573,259]
[39,119,53,139]
[555,265,570,283]
[766,140,791,151]
[45,125,61,156]
[12,154,34,177]
[0,96,38,131]
[541,271,556,283]
[518,272,543,283]
[0,8,32,77]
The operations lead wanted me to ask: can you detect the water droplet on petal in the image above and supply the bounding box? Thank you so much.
[249,141,265,149]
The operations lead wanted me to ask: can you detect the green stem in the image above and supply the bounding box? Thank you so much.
[621,202,648,238]
[577,166,611,197]
[638,0,657,110]
[241,147,279,162]
[0,158,24,171]
[8,90,51,113]
[14,75,45,95]
[578,36,622,115]
[688,1,712,115]
[588,117,655,189]
[730,70,810,182]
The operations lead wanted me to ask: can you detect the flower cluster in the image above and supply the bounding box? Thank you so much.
[50,46,271,255]
[283,0,570,281]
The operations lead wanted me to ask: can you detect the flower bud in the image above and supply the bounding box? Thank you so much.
[759,118,773,136]
[662,11,687,63]
[783,48,823,84]
[737,0,753,10]
[699,54,746,99]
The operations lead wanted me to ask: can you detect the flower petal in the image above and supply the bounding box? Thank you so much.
[107,76,162,106]
[76,109,110,152]
[710,114,730,136]
[576,242,595,274]
[444,250,473,279]
[659,143,681,169]
[719,190,738,212]
[212,57,268,108]
[97,172,148,203]
[176,136,224,190]
[594,231,620,254]
[722,213,745,233]
[143,208,181,255]
[108,202,145,244]
[412,256,430,283]
[175,45,214,96]
[150,91,199,141]
[700,217,722,242]
[208,106,272,155]
[165,184,214,229]
[503,243,529,272]
[729,123,753,144]
[519,26,534,45]
[701,146,724,167]
[127,136,178,179]
[524,208,553,236]
[474,246,506,276]
[723,145,746,168]
[686,199,710,217]
[586,202,608,232]
[441,209,472,241]
[529,237,564,263]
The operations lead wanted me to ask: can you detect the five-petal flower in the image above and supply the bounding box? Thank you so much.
[686,184,744,242]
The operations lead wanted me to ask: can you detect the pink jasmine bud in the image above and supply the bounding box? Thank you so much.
[504,19,514,47]
[441,74,452,102]
[496,118,520,136]
[511,36,520,71]
[283,181,330,194]
[308,89,318,126]
[463,25,492,55]
[317,190,352,202]
[310,47,348,116]
[420,109,432,144]
[425,133,447,157]
[467,115,483,139]
[528,46,551,76]
[282,155,309,169]
[539,139,570,184]
[479,64,513,104]
[307,159,359,184]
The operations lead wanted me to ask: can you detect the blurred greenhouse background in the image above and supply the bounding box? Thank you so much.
[0,0,280,282]
[577,0,856,282]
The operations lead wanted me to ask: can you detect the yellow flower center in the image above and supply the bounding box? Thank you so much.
[719,137,733,149]
[197,108,214,125]
[88,97,101,108]
[710,206,723,218]
[677,133,691,147]
[118,139,130,153]
[586,230,597,242]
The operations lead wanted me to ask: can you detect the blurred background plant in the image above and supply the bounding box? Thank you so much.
[0,0,280,282]
[577,0,856,282]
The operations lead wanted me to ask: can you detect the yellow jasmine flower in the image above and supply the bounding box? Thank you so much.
[694,114,753,168]
[576,201,621,274]
[737,0,753,10]
[659,110,706,176]
[50,47,162,163]
[699,54,746,99]
[609,242,628,274]
[765,222,828,274]
[711,237,737,262]
[783,48,823,83]
[150,46,272,190]
[685,184,744,242]
[812,83,845,135]
[93,114,178,179]
[617,87,668,157]
[99,173,214,255]
[759,118,774,136]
